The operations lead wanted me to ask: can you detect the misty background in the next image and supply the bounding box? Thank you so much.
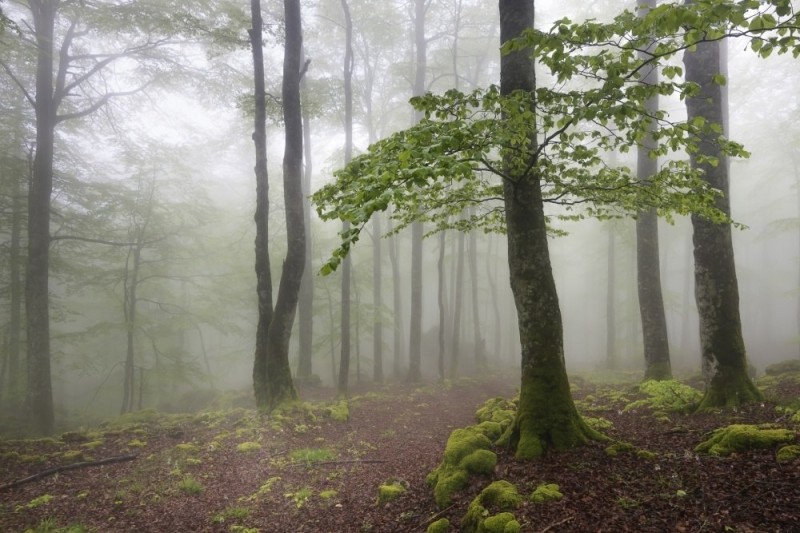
[1,0,798,431]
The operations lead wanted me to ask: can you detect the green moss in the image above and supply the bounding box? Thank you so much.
[695,424,795,456]
[325,400,350,422]
[530,483,562,504]
[604,441,634,457]
[504,366,606,460]
[696,369,763,410]
[177,475,203,495]
[482,512,519,533]
[427,428,497,508]
[426,518,450,533]
[776,445,800,463]
[461,449,497,475]
[319,489,338,500]
[236,441,262,453]
[475,420,504,441]
[81,440,104,450]
[376,480,406,505]
[62,450,85,463]
[624,380,703,413]
[461,481,522,533]
[175,443,198,453]
[127,439,146,448]
[635,449,658,460]
[582,416,613,431]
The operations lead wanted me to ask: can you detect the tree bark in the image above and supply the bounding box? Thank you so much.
[27,0,57,436]
[468,221,485,371]
[296,45,314,383]
[338,0,354,398]
[636,0,671,381]
[498,0,600,459]
[407,0,427,383]
[388,215,405,378]
[450,229,465,378]
[372,212,384,382]
[682,28,760,408]
[606,222,617,370]
[249,0,275,409]
[262,0,306,410]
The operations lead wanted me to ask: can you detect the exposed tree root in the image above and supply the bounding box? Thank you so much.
[0,453,138,491]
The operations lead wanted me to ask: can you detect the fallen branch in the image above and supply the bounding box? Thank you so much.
[538,515,574,533]
[287,459,388,468]
[418,503,457,529]
[0,453,138,491]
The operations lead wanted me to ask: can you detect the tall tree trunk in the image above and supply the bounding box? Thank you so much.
[498,0,600,459]
[682,28,760,408]
[388,216,405,378]
[407,0,427,383]
[606,222,617,370]
[449,230,465,378]
[262,0,306,410]
[372,212,384,382]
[6,148,26,410]
[297,45,314,383]
[437,230,447,381]
[249,0,275,409]
[337,0,354,398]
[121,244,141,414]
[468,220,485,372]
[636,0,671,381]
[27,0,57,435]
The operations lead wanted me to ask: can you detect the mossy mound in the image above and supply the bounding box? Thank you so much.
[426,518,450,533]
[376,480,406,506]
[461,481,522,533]
[427,427,498,508]
[624,380,703,413]
[475,398,516,428]
[695,424,796,456]
[776,444,800,463]
[530,483,562,504]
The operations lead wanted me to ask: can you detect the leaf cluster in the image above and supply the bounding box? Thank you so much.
[313,0,800,275]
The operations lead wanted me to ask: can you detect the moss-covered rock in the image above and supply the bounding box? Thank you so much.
[376,480,406,505]
[461,481,522,533]
[427,427,498,508]
[530,483,562,504]
[426,518,450,533]
[776,444,800,464]
[604,441,634,457]
[695,424,796,456]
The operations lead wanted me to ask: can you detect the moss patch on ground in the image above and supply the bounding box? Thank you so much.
[530,483,563,504]
[376,480,406,506]
[427,427,498,508]
[461,480,522,533]
[695,424,796,456]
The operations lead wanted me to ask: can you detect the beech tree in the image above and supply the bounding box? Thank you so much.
[314,0,800,456]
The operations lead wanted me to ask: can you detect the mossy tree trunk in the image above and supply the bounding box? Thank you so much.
[682,23,760,409]
[499,0,600,459]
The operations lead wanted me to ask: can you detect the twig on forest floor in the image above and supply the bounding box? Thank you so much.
[417,503,457,529]
[0,453,138,491]
[538,515,574,532]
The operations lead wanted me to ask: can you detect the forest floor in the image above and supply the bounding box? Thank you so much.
[0,371,798,533]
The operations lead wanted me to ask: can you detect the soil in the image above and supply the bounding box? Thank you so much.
[0,374,798,533]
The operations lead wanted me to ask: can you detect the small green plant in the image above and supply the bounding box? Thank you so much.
[376,480,406,506]
[22,518,90,533]
[175,442,198,453]
[319,489,338,500]
[285,487,313,508]
[211,506,251,524]
[178,475,204,495]
[289,447,336,466]
[81,440,104,450]
[236,441,262,453]
[243,476,282,501]
[126,439,146,448]
[17,493,54,511]
[616,496,639,509]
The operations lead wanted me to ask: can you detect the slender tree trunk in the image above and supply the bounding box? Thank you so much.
[121,244,141,414]
[498,0,600,459]
[249,0,275,409]
[7,150,25,410]
[636,0,671,381]
[297,45,314,383]
[682,28,760,408]
[372,213,384,382]
[262,0,306,410]
[450,230,465,378]
[27,0,57,435]
[407,0,427,383]
[337,0,354,398]
[606,222,617,370]
[468,221,485,372]
[388,216,405,378]
[437,230,447,381]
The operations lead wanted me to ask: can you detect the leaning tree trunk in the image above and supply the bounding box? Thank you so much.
[683,31,760,409]
[262,0,306,411]
[498,0,601,459]
[249,0,275,409]
[27,0,58,436]
[636,0,671,381]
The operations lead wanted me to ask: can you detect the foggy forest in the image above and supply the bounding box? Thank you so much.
[1,0,799,532]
